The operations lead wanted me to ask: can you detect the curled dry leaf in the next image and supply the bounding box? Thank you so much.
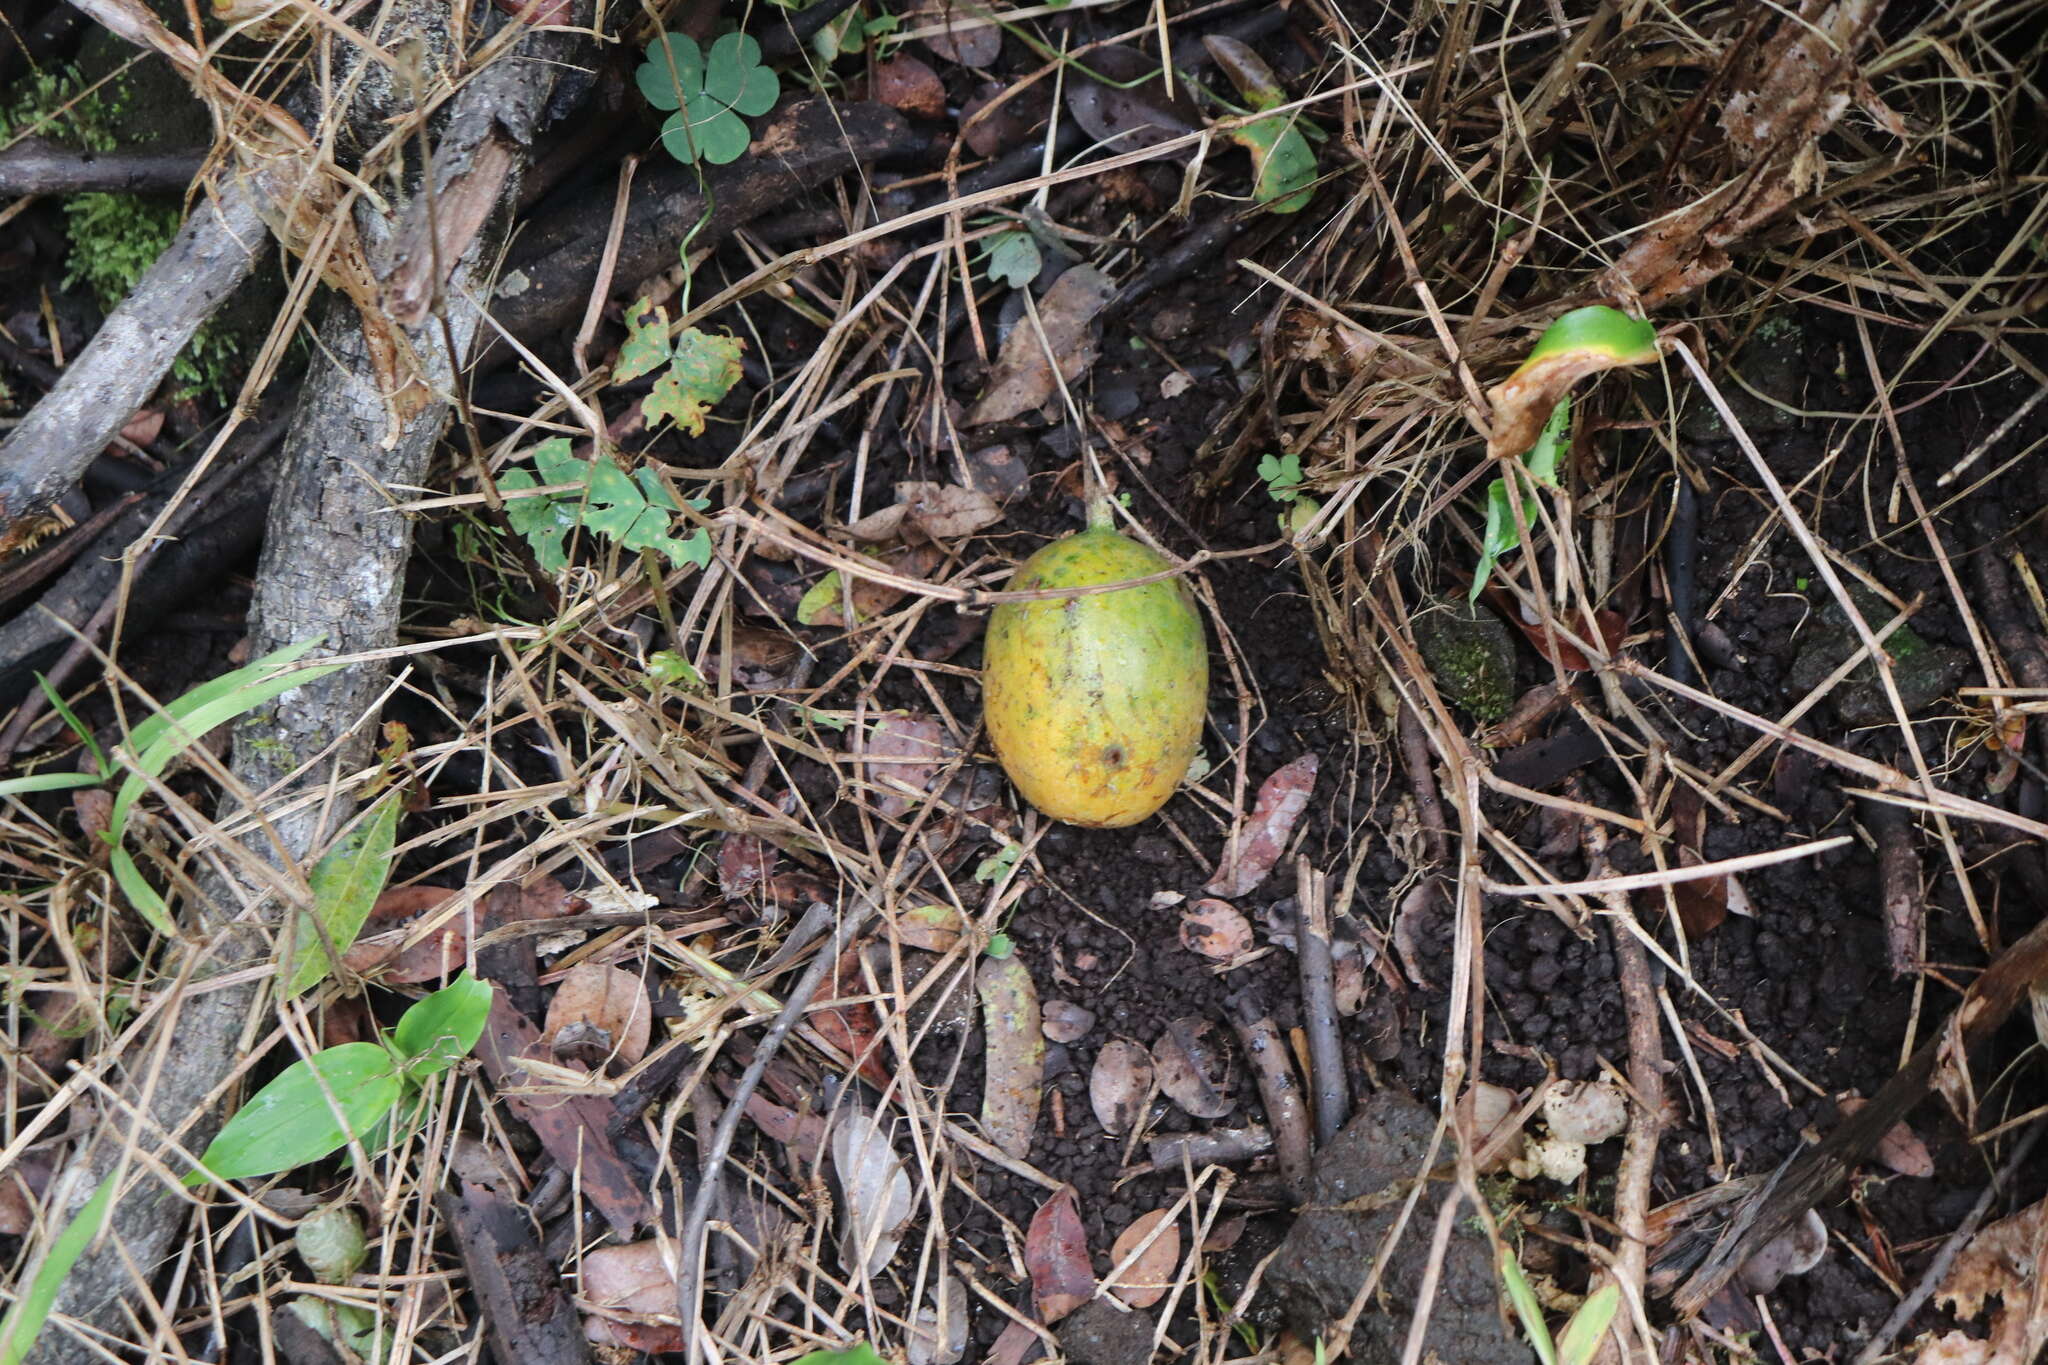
[873,54,947,118]
[543,963,652,1070]
[581,1240,684,1352]
[1108,1209,1181,1308]
[898,480,1003,541]
[908,1274,971,1365]
[1485,306,1660,460]
[1026,1185,1094,1324]
[914,0,999,67]
[1838,1095,1934,1178]
[1090,1038,1153,1135]
[1043,999,1096,1043]
[830,1107,914,1276]
[1152,1017,1235,1120]
[744,1092,826,1166]
[1918,1195,2048,1365]
[1179,899,1254,961]
[797,543,945,628]
[978,952,1044,1158]
[717,624,801,688]
[966,265,1117,427]
[1206,753,1318,898]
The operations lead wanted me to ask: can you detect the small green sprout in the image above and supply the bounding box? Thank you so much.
[974,840,1023,885]
[1257,452,1305,503]
[1498,1250,1621,1365]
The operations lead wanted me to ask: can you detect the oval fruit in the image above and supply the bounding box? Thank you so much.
[983,526,1207,827]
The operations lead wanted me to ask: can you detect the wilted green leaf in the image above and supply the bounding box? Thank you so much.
[795,571,852,627]
[294,1206,368,1285]
[643,328,746,435]
[1499,1250,1558,1365]
[284,796,401,1000]
[615,298,672,383]
[985,229,1041,289]
[393,972,493,1077]
[1235,115,1316,213]
[193,1043,403,1182]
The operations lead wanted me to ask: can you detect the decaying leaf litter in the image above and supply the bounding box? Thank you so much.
[0,0,2044,1363]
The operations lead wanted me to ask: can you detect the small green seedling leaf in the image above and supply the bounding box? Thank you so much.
[283,796,402,1000]
[285,1299,386,1365]
[192,1042,403,1182]
[1555,1283,1621,1365]
[984,932,1014,959]
[1257,452,1304,502]
[0,1176,117,1365]
[393,972,494,1078]
[109,649,342,847]
[795,571,851,628]
[643,327,746,435]
[792,1344,887,1365]
[37,673,106,776]
[974,841,1022,885]
[1499,1249,1558,1365]
[984,228,1041,289]
[500,440,715,573]
[646,649,704,689]
[614,297,673,383]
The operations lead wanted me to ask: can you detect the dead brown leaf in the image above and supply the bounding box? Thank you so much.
[1179,899,1254,961]
[1108,1208,1180,1308]
[1206,754,1318,898]
[966,265,1117,427]
[874,54,947,118]
[580,1240,684,1353]
[1838,1096,1934,1179]
[1919,1194,2048,1363]
[1090,1038,1153,1136]
[914,0,998,67]
[896,480,1004,541]
[543,963,652,1070]
[863,713,955,819]
[1153,1017,1235,1120]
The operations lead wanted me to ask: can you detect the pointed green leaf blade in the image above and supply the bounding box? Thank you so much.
[110,846,176,937]
[394,972,493,1077]
[193,1043,403,1182]
[284,796,402,1000]
[1499,1250,1557,1365]
[0,771,103,798]
[0,1176,118,1365]
[1555,1284,1621,1365]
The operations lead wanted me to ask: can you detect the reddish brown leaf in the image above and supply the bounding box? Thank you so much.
[1178,899,1253,961]
[874,54,947,118]
[118,409,164,449]
[1657,784,1730,939]
[1206,754,1318,898]
[1090,1038,1152,1135]
[743,1093,826,1166]
[473,991,652,1236]
[1026,1186,1093,1323]
[966,265,1116,427]
[1108,1209,1180,1308]
[863,713,954,819]
[717,832,776,900]
[347,878,585,983]
[543,963,652,1070]
[986,1319,1042,1365]
[817,947,893,1089]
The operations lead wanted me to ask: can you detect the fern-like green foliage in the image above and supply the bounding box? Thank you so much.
[499,440,712,574]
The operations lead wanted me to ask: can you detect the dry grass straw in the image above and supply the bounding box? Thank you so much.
[1,0,2044,1361]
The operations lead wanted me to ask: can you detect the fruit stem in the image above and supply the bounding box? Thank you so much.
[1083,450,1114,530]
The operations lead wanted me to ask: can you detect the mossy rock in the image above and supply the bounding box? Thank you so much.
[1413,596,1517,724]
[1787,579,1967,727]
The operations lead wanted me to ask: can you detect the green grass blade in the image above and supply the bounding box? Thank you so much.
[0,1176,118,1365]
[125,639,325,757]
[107,660,341,846]
[1556,1283,1621,1365]
[109,846,176,937]
[35,674,106,776]
[0,772,102,798]
[1498,1250,1557,1365]
[283,797,401,1000]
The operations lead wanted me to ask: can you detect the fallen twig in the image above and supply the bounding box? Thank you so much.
[1294,858,1349,1147]
[0,137,206,195]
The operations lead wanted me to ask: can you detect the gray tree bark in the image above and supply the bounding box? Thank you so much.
[23,19,580,1362]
